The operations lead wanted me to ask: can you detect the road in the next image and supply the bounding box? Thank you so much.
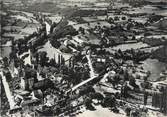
[86,54,96,78]
[67,54,98,92]
[45,21,51,35]
[0,70,15,109]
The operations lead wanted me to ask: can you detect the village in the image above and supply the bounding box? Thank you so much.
[0,0,167,117]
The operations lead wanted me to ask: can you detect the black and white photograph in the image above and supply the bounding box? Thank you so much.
[0,0,167,116]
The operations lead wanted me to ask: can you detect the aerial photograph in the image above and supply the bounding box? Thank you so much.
[0,0,167,117]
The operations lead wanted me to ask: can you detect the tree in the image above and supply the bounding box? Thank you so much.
[14,58,24,68]
[84,97,94,110]
[127,23,133,30]
[112,73,121,88]
[79,85,95,96]
[50,39,61,49]
[108,17,114,23]
[25,65,37,80]
[49,58,56,67]
[123,69,129,81]
[50,22,57,33]
[129,77,139,89]
[60,65,69,75]
[122,16,126,20]
[59,45,72,53]
[34,52,39,65]
[114,16,119,21]
[132,35,136,40]
[2,57,9,67]
[3,68,12,82]
[89,92,104,101]
[9,51,17,62]
[39,51,49,67]
[102,95,116,108]
[78,27,85,34]
[40,67,48,78]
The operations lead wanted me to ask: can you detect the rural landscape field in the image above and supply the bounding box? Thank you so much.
[0,0,167,117]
